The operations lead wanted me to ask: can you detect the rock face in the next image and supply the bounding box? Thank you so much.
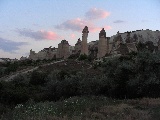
[75,38,82,54]
[29,28,160,60]
[20,56,28,61]
[109,29,160,54]
[57,40,70,59]
[88,41,98,59]
[81,26,89,55]
[29,49,37,60]
[97,28,109,58]
[69,46,75,54]
[29,47,57,60]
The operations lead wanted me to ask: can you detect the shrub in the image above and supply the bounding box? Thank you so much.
[78,54,88,61]
[56,70,70,81]
[68,53,80,59]
[29,71,48,86]
[0,81,29,105]
[102,50,160,99]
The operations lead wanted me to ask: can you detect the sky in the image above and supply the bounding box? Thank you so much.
[0,0,160,59]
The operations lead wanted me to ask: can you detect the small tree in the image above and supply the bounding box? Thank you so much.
[29,71,47,86]
[78,54,88,61]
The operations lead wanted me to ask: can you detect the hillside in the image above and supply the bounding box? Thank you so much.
[1,50,160,119]
[110,29,160,45]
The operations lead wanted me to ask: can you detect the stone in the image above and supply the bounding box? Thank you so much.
[81,26,89,55]
[57,40,70,59]
[75,38,81,54]
[97,28,109,58]
[29,47,57,60]
[28,28,160,60]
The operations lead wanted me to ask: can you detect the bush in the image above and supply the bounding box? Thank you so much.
[78,54,88,61]
[68,53,80,59]
[102,50,160,99]
[29,71,48,86]
[56,70,70,81]
[0,81,29,105]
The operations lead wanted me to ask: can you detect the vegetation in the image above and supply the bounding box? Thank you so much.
[78,54,88,61]
[1,50,160,119]
[0,59,57,78]
[1,96,160,120]
[102,50,160,98]
[68,53,80,59]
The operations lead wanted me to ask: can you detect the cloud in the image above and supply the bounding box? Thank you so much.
[17,29,60,40]
[55,8,111,33]
[113,20,125,23]
[85,8,110,20]
[55,18,85,31]
[70,33,76,39]
[103,25,112,30]
[89,25,112,32]
[55,18,111,33]
[0,37,27,52]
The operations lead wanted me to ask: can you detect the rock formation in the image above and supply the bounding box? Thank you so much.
[109,29,160,54]
[75,38,81,54]
[28,28,160,60]
[29,49,37,60]
[29,47,57,60]
[88,41,98,59]
[81,26,89,55]
[97,28,109,58]
[57,40,70,59]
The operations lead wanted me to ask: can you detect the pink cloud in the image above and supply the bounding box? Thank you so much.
[89,25,112,33]
[85,8,110,20]
[89,26,101,32]
[55,18,86,31]
[40,30,59,40]
[70,33,76,39]
[18,29,60,40]
[55,18,111,33]
[103,25,112,30]
[55,8,111,33]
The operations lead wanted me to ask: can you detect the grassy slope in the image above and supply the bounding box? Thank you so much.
[1,96,160,120]
[1,59,160,120]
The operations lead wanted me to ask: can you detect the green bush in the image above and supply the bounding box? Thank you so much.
[78,54,88,61]
[29,71,48,86]
[0,81,29,105]
[68,53,80,59]
[102,50,160,98]
[56,70,70,81]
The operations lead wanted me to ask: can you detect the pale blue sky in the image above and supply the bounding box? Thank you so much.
[0,0,160,58]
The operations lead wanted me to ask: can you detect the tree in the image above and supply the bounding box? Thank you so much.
[29,71,47,85]
[78,54,88,61]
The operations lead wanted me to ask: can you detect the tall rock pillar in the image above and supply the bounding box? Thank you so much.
[97,28,108,58]
[81,26,89,55]
[57,40,70,59]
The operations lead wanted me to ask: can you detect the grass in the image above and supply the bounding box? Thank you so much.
[1,96,160,120]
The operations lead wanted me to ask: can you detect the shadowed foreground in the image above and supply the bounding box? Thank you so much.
[1,96,160,120]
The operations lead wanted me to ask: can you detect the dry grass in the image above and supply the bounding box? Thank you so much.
[81,103,151,120]
[127,98,160,107]
[2,97,160,120]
